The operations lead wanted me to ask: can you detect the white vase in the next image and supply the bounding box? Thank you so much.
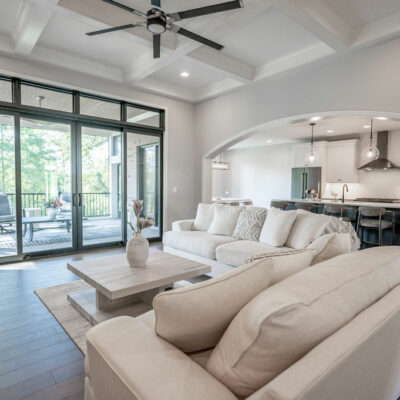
[47,208,57,219]
[126,232,149,267]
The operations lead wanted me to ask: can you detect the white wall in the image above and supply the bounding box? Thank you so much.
[212,144,292,207]
[0,53,197,230]
[195,36,400,203]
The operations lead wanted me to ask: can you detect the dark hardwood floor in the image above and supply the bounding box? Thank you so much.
[0,244,161,400]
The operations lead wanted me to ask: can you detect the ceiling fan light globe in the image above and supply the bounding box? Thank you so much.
[147,17,166,34]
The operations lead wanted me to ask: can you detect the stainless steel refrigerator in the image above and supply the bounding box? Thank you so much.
[291,167,321,199]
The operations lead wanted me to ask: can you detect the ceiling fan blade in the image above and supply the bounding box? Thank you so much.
[86,23,139,36]
[151,0,161,7]
[173,26,223,50]
[102,0,147,18]
[153,34,161,58]
[170,0,243,21]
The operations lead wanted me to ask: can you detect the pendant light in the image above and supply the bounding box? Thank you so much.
[361,118,379,161]
[212,153,230,170]
[305,122,319,165]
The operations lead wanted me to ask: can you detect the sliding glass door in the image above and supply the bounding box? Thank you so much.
[126,131,161,239]
[80,126,122,246]
[0,114,17,258]
[20,117,74,254]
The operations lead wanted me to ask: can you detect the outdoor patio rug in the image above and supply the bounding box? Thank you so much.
[35,280,92,355]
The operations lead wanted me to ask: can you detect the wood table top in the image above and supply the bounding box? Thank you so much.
[67,249,210,300]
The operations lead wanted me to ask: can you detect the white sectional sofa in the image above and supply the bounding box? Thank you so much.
[85,246,400,400]
[163,203,359,276]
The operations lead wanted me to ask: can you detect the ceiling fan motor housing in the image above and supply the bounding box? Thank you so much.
[147,9,167,34]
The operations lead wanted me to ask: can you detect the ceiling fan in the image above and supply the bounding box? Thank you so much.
[86,0,244,58]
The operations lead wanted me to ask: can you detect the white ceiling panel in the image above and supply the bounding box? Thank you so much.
[148,57,229,90]
[322,0,400,28]
[0,0,22,35]
[210,7,320,67]
[37,12,149,68]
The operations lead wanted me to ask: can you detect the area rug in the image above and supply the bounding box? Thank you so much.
[34,277,205,356]
[35,280,93,355]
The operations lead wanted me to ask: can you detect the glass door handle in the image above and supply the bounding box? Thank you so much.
[78,193,82,207]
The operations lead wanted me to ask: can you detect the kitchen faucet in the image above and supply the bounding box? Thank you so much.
[342,184,349,203]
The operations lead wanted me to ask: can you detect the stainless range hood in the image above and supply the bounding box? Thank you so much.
[358,131,400,171]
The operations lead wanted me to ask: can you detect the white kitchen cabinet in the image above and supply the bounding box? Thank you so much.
[326,139,359,183]
[292,142,327,168]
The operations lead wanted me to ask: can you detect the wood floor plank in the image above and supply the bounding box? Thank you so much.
[0,348,84,389]
[51,359,85,383]
[0,332,70,363]
[0,339,77,376]
[20,373,85,400]
[0,371,55,400]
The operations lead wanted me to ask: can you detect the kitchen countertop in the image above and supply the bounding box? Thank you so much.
[273,198,400,209]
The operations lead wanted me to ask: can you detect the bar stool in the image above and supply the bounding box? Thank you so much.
[295,202,318,213]
[323,204,357,224]
[270,201,288,210]
[356,207,395,247]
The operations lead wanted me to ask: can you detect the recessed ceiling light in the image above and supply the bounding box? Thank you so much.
[180,71,190,78]
[363,125,371,129]
[327,130,334,133]
[266,139,272,143]
[376,116,388,120]
[310,116,322,122]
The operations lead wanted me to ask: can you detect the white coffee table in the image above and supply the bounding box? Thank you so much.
[67,249,211,325]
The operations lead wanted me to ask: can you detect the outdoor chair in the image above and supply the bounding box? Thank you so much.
[0,194,15,233]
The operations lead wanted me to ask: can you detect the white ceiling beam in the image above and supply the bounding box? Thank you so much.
[131,77,195,103]
[352,11,400,48]
[273,0,353,52]
[13,0,60,55]
[194,78,244,102]
[254,42,334,81]
[186,47,253,83]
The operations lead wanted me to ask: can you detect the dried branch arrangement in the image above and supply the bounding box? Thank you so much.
[128,200,155,234]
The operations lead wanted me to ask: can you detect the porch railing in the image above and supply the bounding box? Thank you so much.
[5,192,112,218]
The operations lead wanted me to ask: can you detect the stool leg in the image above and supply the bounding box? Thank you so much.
[378,226,382,246]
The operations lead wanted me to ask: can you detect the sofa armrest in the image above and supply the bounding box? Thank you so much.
[85,316,237,400]
[172,219,194,231]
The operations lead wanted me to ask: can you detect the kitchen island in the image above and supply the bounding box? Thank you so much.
[272,198,400,209]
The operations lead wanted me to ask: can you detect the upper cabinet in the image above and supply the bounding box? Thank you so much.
[326,139,360,183]
[292,142,328,168]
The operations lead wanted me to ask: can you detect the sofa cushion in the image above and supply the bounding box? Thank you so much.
[208,205,244,236]
[216,240,297,267]
[285,210,331,249]
[206,246,400,397]
[232,208,267,241]
[193,203,215,231]
[162,230,237,260]
[259,208,297,246]
[153,251,314,353]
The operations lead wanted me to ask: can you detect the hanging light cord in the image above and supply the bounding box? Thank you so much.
[369,118,374,147]
[310,123,315,153]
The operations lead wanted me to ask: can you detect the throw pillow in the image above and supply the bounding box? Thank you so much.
[207,205,244,236]
[193,203,215,231]
[153,251,313,352]
[232,208,267,241]
[259,207,297,246]
[285,209,331,249]
[206,246,400,397]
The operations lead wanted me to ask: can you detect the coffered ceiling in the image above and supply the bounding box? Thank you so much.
[0,0,400,103]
